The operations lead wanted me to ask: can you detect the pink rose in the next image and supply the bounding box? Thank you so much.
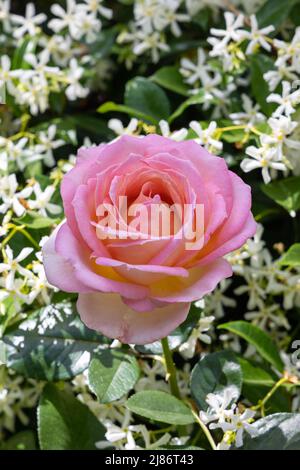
[43,135,256,344]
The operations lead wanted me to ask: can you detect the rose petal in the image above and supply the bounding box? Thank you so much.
[55,223,149,300]
[42,224,93,293]
[95,256,189,285]
[77,292,191,344]
[151,258,233,303]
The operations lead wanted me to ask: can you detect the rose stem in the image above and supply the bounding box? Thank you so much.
[161,337,181,399]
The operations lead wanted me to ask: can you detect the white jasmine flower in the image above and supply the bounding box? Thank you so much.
[99,417,170,450]
[0,54,10,88]
[0,137,9,172]
[189,71,222,108]
[134,0,164,33]
[227,224,266,271]
[24,50,61,78]
[208,12,246,52]
[159,120,188,141]
[0,0,11,32]
[267,81,300,117]
[274,27,300,72]
[1,137,34,171]
[264,116,300,160]
[189,120,223,153]
[108,118,139,136]
[133,30,169,63]
[75,12,102,43]
[229,94,264,126]
[179,314,215,358]
[280,272,300,310]
[26,261,53,305]
[201,391,258,448]
[180,48,213,85]
[0,245,33,290]
[19,75,50,116]
[65,58,89,101]
[245,303,290,331]
[135,361,168,392]
[0,368,41,433]
[49,0,79,38]
[105,423,127,443]
[220,408,258,447]
[204,280,236,318]
[217,437,231,450]
[28,183,61,217]
[241,142,286,184]
[200,389,237,426]
[11,2,46,38]
[60,154,77,173]
[39,34,75,67]
[158,0,189,37]
[234,270,266,310]
[36,124,65,167]
[0,211,12,237]
[245,15,274,54]
[80,0,113,19]
[98,409,132,449]
[244,224,265,262]
[0,55,19,94]
[0,174,32,217]
[264,66,298,92]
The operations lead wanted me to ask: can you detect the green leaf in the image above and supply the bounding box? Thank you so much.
[1,431,36,450]
[151,66,189,96]
[239,357,275,387]
[126,391,195,425]
[242,383,290,414]
[125,77,171,122]
[3,302,110,381]
[290,2,300,25]
[279,243,300,266]
[250,55,276,116]
[261,176,300,214]
[68,114,113,140]
[98,101,157,124]
[49,91,66,114]
[14,211,60,229]
[257,0,300,30]
[88,349,140,403]
[88,27,118,59]
[192,8,211,29]
[191,351,242,411]
[168,90,206,123]
[135,303,201,354]
[38,384,106,450]
[12,37,34,69]
[218,321,284,372]
[239,413,300,450]
[239,357,289,414]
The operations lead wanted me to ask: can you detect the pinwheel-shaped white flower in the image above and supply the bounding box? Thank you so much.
[245,15,275,54]
[11,2,46,38]
[267,81,300,117]
[0,246,33,291]
[0,174,32,216]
